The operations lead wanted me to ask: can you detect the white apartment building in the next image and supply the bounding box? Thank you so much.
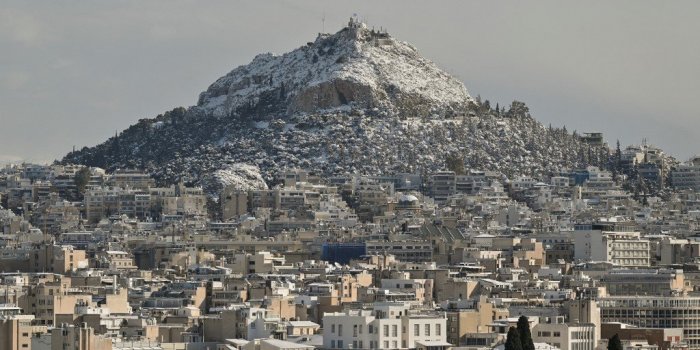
[551,176,571,188]
[456,173,489,194]
[574,230,650,267]
[85,188,151,222]
[672,157,700,191]
[323,303,447,349]
[532,316,597,350]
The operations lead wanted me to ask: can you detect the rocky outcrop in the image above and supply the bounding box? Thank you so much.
[196,20,474,121]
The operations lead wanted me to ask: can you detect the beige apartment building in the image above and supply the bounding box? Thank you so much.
[18,274,93,327]
[0,305,47,350]
[221,188,248,220]
[29,244,88,274]
[51,324,113,350]
[444,297,509,346]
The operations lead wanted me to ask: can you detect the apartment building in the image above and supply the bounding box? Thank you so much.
[600,296,700,348]
[599,269,688,296]
[108,169,155,190]
[672,157,700,191]
[366,241,433,263]
[0,305,47,350]
[532,316,597,350]
[323,303,447,349]
[575,229,650,267]
[442,297,509,346]
[30,244,88,274]
[51,323,113,350]
[221,188,248,220]
[430,172,456,203]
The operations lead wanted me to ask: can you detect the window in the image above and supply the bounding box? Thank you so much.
[338,324,343,336]
[369,325,374,334]
[436,324,441,336]
[384,325,389,337]
[353,325,358,337]
[392,325,398,337]
[331,340,335,348]
[393,341,398,348]
[359,325,363,334]
[414,324,420,336]
[338,340,343,348]
[331,324,335,333]
[384,341,389,348]
[554,332,561,337]
[425,324,431,336]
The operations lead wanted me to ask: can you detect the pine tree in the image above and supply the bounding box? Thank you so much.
[608,334,623,350]
[446,153,465,175]
[73,166,91,201]
[110,131,120,160]
[517,316,535,350]
[505,327,524,350]
[615,140,622,173]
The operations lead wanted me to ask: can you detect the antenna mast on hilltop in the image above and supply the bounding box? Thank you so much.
[322,11,325,33]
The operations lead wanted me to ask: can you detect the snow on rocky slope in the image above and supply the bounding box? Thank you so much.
[62,21,608,193]
[200,163,269,197]
[197,19,473,120]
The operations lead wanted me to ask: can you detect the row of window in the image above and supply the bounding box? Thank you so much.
[329,340,400,349]
[600,298,700,308]
[329,323,442,337]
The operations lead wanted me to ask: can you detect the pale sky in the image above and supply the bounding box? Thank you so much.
[1,0,699,164]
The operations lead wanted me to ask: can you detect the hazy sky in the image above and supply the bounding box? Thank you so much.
[1,1,699,164]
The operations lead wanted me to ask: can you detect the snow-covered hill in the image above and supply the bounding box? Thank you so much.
[197,19,473,120]
[62,20,608,192]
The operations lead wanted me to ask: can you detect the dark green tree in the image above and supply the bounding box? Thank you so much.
[110,131,120,159]
[608,334,623,350]
[445,153,465,175]
[517,316,535,350]
[73,166,91,200]
[505,327,524,350]
[615,140,622,172]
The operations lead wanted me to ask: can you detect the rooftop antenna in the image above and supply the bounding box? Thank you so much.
[322,11,325,33]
